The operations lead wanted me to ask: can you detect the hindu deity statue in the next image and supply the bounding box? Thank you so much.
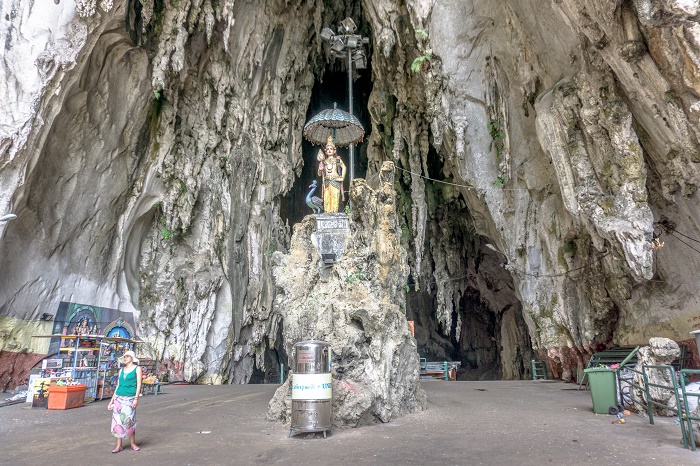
[317,135,347,213]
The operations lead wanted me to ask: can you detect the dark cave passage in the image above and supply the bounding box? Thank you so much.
[407,239,534,381]
[402,147,533,380]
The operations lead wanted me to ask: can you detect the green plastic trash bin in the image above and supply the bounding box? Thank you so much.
[584,368,617,414]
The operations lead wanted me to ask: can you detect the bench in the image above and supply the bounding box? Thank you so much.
[420,359,461,381]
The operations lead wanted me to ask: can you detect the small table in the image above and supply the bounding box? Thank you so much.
[141,382,165,395]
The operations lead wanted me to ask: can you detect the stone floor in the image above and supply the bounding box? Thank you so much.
[0,380,697,465]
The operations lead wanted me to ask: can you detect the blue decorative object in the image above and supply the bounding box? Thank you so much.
[306,180,324,214]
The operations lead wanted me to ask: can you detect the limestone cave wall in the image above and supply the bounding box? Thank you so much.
[1,0,699,387]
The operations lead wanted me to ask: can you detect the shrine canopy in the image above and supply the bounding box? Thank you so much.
[304,103,364,147]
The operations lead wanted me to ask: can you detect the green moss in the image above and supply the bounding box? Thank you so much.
[537,306,554,319]
[683,183,697,197]
[550,214,560,239]
[598,197,615,215]
[557,248,569,270]
[563,239,577,256]
[175,178,187,195]
[487,119,506,159]
[664,90,682,106]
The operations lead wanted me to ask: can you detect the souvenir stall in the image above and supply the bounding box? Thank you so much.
[30,302,139,408]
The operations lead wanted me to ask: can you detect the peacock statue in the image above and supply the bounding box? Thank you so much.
[306,180,323,214]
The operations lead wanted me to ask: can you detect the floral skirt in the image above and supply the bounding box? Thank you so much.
[111,395,137,438]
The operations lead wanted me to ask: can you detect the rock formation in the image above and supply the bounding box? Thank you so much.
[267,162,426,426]
[632,337,681,415]
[1,0,700,390]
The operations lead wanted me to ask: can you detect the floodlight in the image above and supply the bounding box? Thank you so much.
[339,17,357,34]
[331,38,345,54]
[320,17,369,187]
[320,27,334,42]
[352,50,367,69]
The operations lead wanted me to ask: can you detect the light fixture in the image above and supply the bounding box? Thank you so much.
[339,17,357,34]
[331,38,346,54]
[320,17,370,186]
[0,213,17,223]
[320,27,335,42]
[352,50,367,69]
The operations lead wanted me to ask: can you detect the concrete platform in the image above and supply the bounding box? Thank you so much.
[1,380,697,465]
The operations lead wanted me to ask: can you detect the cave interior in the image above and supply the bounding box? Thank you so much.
[278,9,532,381]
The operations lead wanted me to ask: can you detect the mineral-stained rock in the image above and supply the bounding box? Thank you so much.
[267,162,426,427]
[632,337,681,416]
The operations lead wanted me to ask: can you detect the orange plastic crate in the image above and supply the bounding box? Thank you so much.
[47,384,87,410]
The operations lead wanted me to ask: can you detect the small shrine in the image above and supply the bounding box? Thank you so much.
[302,103,364,265]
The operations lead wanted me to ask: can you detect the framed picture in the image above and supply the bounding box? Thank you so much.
[42,359,63,369]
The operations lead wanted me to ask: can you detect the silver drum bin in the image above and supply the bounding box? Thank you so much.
[289,340,332,438]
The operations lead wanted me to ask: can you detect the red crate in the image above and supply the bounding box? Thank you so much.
[47,384,87,410]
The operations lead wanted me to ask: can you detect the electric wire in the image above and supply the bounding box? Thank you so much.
[404,251,612,290]
[393,166,530,191]
[663,225,700,244]
[667,230,700,256]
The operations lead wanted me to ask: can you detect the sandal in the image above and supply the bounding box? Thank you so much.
[132,446,141,451]
[111,448,123,454]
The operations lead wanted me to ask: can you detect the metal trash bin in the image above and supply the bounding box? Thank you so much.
[288,340,332,438]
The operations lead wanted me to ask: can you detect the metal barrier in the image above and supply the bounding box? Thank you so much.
[619,365,689,449]
[617,366,654,423]
[680,369,700,451]
[531,360,547,380]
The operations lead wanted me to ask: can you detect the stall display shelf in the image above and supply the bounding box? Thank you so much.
[33,334,138,403]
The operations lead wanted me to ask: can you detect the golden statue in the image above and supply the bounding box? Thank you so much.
[317,135,347,213]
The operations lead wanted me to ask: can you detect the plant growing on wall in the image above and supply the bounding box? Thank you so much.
[411,29,433,74]
[492,175,508,188]
[345,269,366,284]
[487,118,505,159]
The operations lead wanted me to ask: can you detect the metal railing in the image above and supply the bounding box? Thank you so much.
[618,364,690,449]
[680,369,700,451]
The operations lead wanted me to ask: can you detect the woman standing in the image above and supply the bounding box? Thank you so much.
[107,350,143,453]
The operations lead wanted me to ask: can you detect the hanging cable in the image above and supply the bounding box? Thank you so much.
[662,225,700,244]
[666,230,700,256]
[508,251,611,278]
[655,221,700,256]
[393,166,530,191]
[403,251,612,291]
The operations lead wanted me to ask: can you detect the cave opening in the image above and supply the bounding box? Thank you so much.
[280,28,372,229]
[404,146,533,380]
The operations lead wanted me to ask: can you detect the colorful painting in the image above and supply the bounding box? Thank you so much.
[47,302,136,354]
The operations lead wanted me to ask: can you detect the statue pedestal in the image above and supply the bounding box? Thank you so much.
[311,213,349,265]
